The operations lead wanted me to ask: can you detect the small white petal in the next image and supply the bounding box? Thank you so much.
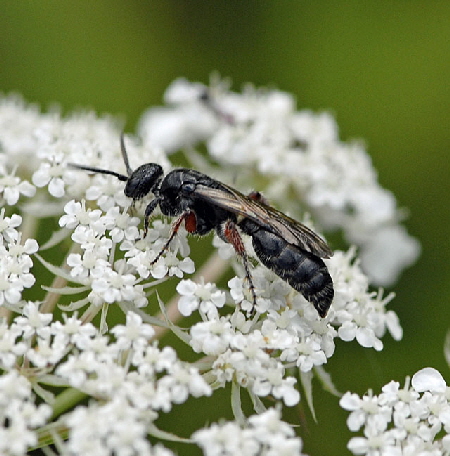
[339,392,361,411]
[48,177,65,198]
[412,367,446,393]
[176,279,197,296]
[347,437,369,455]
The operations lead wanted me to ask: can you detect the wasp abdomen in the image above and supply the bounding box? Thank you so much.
[241,220,333,317]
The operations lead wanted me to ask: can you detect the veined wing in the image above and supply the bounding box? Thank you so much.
[194,183,333,258]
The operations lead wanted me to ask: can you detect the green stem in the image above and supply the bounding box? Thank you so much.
[40,243,80,314]
[51,387,87,420]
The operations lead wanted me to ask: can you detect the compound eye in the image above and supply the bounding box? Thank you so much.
[182,182,196,195]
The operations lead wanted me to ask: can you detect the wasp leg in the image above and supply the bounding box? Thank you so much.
[219,220,257,314]
[150,211,196,265]
[143,198,161,238]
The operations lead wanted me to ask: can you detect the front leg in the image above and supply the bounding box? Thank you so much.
[143,198,161,237]
[150,211,197,265]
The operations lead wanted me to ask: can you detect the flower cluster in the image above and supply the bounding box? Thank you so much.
[193,407,306,456]
[139,78,420,286]
[182,248,401,408]
[60,200,148,308]
[0,209,38,311]
[1,305,212,455]
[341,368,450,455]
[0,371,52,456]
[0,79,422,455]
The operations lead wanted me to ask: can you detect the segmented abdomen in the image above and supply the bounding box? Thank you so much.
[240,220,334,317]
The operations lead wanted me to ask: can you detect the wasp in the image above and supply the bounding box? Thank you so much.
[69,136,334,317]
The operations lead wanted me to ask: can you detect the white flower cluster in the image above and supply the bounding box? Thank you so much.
[0,94,193,314]
[341,368,450,456]
[0,80,420,454]
[60,315,212,456]
[0,209,38,311]
[139,78,420,286]
[327,248,402,350]
[56,179,193,311]
[193,408,306,456]
[60,200,149,308]
[65,399,177,456]
[0,371,52,456]
[180,248,401,408]
[1,306,211,455]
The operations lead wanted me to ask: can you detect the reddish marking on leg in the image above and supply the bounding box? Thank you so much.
[170,212,188,236]
[221,220,257,313]
[222,220,246,254]
[184,211,197,233]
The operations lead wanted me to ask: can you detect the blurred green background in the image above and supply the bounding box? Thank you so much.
[1,2,450,455]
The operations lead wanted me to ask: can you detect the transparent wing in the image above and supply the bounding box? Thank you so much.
[194,184,332,258]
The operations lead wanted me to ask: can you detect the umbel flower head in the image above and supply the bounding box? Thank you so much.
[341,368,450,456]
[0,78,422,455]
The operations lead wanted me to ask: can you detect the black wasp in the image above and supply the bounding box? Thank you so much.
[69,135,334,317]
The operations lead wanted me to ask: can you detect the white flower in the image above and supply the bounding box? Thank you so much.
[158,362,212,404]
[123,219,194,280]
[358,225,421,287]
[111,311,155,349]
[26,332,67,367]
[32,161,67,198]
[150,250,195,279]
[133,345,178,379]
[90,266,146,306]
[139,78,219,153]
[193,421,260,456]
[64,397,155,456]
[0,167,35,205]
[347,430,396,456]
[0,209,22,244]
[14,301,53,338]
[340,391,390,433]
[71,225,112,256]
[59,199,103,230]
[67,252,108,281]
[253,369,300,406]
[190,318,235,355]
[328,248,401,348]
[176,279,225,317]
[0,235,38,309]
[0,318,27,368]
[50,313,97,344]
[106,206,140,242]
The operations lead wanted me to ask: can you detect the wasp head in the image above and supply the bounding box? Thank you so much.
[124,163,164,201]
